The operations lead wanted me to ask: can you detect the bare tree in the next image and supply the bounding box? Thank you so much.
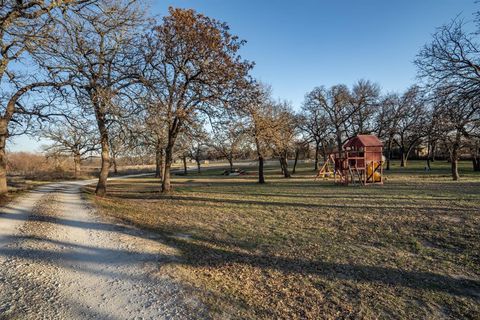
[140,8,252,193]
[468,137,480,171]
[175,132,192,176]
[423,103,443,170]
[433,87,479,180]
[144,104,168,179]
[303,85,353,157]
[131,95,168,179]
[42,119,98,178]
[268,101,298,178]
[209,116,246,173]
[291,138,309,174]
[347,79,380,136]
[108,122,133,175]
[36,0,145,196]
[416,19,480,102]
[0,0,95,194]
[300,99,331,171]
[181,125,209,174]
[240,83,275,184]
[375,93,402,170]
[394,86,427,167]
[416,18,480,178]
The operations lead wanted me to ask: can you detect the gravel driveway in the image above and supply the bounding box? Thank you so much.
[0,179,206,320]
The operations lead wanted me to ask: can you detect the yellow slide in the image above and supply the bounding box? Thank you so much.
[367,161,382,182]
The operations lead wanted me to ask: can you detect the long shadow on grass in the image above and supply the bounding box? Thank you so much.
[164,233,480,299]
[97,207,480,300]
[1,207,478,300]
[107,193,466,213]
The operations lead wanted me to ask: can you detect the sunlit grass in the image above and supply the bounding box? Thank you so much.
[86,160,480,319]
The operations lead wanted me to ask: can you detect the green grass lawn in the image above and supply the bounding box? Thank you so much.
[86,160,480,319]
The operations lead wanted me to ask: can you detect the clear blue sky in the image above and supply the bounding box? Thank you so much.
[9,0,478,151]
[152,0,477,106]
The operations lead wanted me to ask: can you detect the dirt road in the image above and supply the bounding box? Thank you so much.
[0,179,206,319]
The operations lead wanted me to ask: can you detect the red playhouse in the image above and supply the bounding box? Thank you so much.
[332,135,384,186]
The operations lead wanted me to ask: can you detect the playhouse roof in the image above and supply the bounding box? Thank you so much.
[344,135,383,148]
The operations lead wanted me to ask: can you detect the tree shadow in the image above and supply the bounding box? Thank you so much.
[1,177,479,318]
[0,203,478,316]
[93,211,480,300]
[170,237,480,299]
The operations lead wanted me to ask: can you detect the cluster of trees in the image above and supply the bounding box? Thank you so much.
[1,1,479,197]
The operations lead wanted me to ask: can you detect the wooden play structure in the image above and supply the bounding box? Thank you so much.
[314,154,335,180]
[316,135,384,186]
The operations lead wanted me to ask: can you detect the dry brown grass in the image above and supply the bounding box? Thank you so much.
[86,161,480,319]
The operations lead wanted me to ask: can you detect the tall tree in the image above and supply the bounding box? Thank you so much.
[240,83,275,184]
[269,101,298,178]
[394,86,427,167]
[140,8,252,193]
[423,103,443,170]
[0,0,94,194]
[142,98,168,179]
[300,99,331,171]
[37,0,145,196]
[375,93,403,170]
[433,86,479,180]
[416,18,480,178]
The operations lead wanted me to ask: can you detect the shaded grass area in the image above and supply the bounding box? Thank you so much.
[86,160,480,319]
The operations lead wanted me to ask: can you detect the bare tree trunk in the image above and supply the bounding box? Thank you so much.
[161,124,181,193]
[160,151,166,181]
[112,156,118,174]
[314,141,320,171]
[196,159,201,173]
[400,146,406,168]
[451,153,459,181]
[162,142,174,193]
[228,156,233,172]
[431,142,436,162]
[472,146,480,171]
[313,142,320,171]
[155,146,163,179]
[155,144,164,180]
[255,137,265,184]
[473,156,480,171]
[292,148,299,174]
[473,158,480,171]
[386,138,393,171]
[94,108,110,197]
[281,156,291,178]
[0,122,8,195]
[426,141,433,170]
[183,156,188,175]
[258,155,265,184]
[73,153,81,179]
[451,132,461,181]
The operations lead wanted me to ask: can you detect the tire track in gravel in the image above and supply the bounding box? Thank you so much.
[0,180,208,320]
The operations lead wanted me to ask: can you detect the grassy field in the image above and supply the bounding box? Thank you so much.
[86,160,480,319]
